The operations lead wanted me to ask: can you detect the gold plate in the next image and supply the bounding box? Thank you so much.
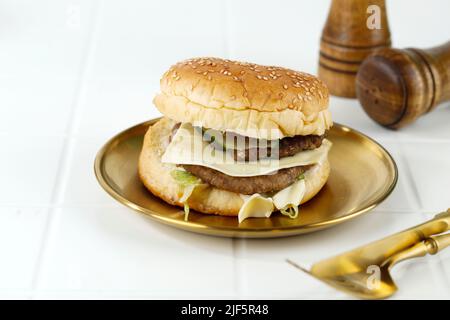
[94,118,397,238]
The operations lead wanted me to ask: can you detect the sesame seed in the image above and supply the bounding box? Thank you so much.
[283,84,288,90]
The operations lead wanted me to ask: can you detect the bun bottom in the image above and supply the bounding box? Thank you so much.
[138,117,330,217]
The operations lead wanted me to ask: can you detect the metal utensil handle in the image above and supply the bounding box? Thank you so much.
[385,232,450,269]
[429,233,450,252]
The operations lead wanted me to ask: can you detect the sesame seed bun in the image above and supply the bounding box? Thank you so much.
[138,118,330,216]
[153,57,332,139]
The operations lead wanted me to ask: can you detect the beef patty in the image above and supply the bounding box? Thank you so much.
[172,124,325,161]
[170,124,321,194]
[231,132,325,161]
[182,164,311,195]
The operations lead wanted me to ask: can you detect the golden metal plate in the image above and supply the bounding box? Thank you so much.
[94,118,398,238]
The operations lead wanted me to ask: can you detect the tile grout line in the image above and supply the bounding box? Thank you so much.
[224,0,243,298]
[231,239,246,298]
[394,143,450,295]
[397,144,422,212]
[30,0,103,296]
[428,245,450,295]
[231,238,238,296]
[222,0,232,59]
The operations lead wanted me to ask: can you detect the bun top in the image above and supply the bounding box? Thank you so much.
[153,57,332,139]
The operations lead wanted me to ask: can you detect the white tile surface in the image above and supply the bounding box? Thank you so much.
[374,141,420,212]
[389,256,449,300]
[0,136,64,206]
[227,0,328,72]
[1,0,450,299]
[234,211,427,298]
[76,76,161,138]
[388,0,450,48]
[329,98,408,141]
[401,142,450,212]
[75,0,228,138]
[35,207,235,298]
[421,211,450,297]
[400,103,450,141]
[439,249,450,294]
[59,136,117,206]
[0,208,48,293]
[88,0,227,78]
[0,0,97,135]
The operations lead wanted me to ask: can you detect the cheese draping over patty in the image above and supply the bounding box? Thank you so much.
[161,122,332,177]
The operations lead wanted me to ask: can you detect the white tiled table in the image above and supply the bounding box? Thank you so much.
[1,0,449,299]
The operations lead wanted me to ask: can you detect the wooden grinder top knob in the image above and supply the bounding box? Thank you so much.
[356,41,450,129]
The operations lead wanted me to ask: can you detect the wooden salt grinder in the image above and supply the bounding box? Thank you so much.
[356,41,450,129]
[318,0,391,97]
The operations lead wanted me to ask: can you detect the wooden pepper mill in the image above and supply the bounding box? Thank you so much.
[356,41,450,129]
[318,0,391,97]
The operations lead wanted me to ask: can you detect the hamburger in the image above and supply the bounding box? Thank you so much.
[139,57,332,223]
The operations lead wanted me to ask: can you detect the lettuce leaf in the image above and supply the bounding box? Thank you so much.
[171,169,201,221]
[171,169,201,187]
[183,203,190,222]
[280,205,299,219]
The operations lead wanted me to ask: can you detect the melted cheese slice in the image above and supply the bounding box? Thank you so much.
[272,179,306,210]
[238,171,309,223]
[162,123,332,177]
[238,194,274,223]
